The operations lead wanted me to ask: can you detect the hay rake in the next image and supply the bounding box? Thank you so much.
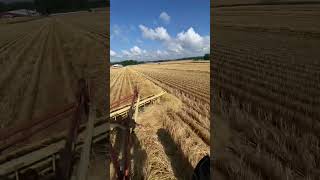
[0,79,165,180]
[109,87,139,180]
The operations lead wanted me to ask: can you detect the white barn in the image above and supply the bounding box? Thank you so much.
[0,9,39,18]
[111,64,123,68]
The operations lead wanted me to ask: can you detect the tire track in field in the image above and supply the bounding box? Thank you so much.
[127,69,134,94]
[16,22,51,124]
[29,19,76,138]
[54,20,76,102]
[112,69,124,104]
[0,32,31,53]
[116,69,126,102]
[0,23,49,127]
[110,70,123,107]
[110,70,120,103]
[0,23,48,91]
[32,19,76,121]
[57,19,106,47]
[120,68,131,98]
[110,70,122,91]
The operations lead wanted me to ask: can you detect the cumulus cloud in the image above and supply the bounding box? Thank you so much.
[130,46,143,56]
[139,25,209,56]
[139,25,171,41]
[120,46,148,59]
[118,45,174,61]
[115,26,209,61]
[176,27,210,53]
[110,50,116,56]
[166,41,184,54]
[159,12,170,24]
[155,50,169,57]
[121,50,131,56]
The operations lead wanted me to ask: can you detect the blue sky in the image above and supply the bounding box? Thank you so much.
[110,0,210,62]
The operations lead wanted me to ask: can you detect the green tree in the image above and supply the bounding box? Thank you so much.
[0,2,7,12]
[204,54,210,60]
[34,0,90,14]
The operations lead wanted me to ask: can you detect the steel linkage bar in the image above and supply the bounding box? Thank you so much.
[0,103,76,154]
[56,78,90,180]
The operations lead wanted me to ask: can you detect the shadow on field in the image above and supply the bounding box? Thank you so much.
[157,128,193,180]
[132,132,147,179]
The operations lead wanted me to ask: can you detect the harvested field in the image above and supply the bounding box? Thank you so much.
[0,11,107,125]
[0,10,108,151]
[109,61,210,179]
[212,2,320,179]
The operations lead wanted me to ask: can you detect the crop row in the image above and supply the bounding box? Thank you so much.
[213,54,320,99]
[213,41,320,70]
[132,67,210,143]
[136,69,209,104]
[213,43,320,75]
[212,65,319,118]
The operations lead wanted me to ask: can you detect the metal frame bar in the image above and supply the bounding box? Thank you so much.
[0,91,166,179]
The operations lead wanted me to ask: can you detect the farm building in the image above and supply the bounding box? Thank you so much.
[111,64,123,68]
[0,9,39,18]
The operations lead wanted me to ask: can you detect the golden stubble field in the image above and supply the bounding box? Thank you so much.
[109,60,210,179]
[212,1,320,179]
[0,10,108,144]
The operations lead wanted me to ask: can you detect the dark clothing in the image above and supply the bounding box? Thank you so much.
[192,155,210,180]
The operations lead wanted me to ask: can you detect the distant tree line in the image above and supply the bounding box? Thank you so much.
[216,0,320,7]
[34,0,109,14]
[0,2,35,12]
[111,60,144,67]
[176,54,210,61]
[0,0,108,14]
[111,53,210,66]
[204,53,210,60]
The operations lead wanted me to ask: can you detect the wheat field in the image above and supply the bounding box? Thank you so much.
[110,60,210,179]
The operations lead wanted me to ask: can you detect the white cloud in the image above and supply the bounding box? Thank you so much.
[130,46,142,55]
[159,12,170,24]
[139,25,171,41]
[138,25,209,56]
[156,50,162,55]
[121,50,131,56]
[166,41,184,54]
[110,50,116,56]
[176,27,210,53]
[119,46,172,60]
[114,26,209,61]
[156,50,169,57]
[120,46,148,59]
